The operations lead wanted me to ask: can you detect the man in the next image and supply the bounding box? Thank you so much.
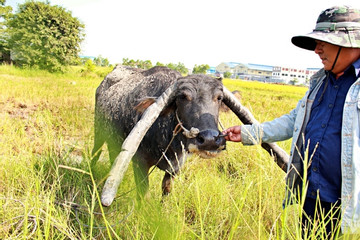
[223,5,360,237]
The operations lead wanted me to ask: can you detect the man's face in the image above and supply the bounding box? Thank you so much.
[314,40,360,77]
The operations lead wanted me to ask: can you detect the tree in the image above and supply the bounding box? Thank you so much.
[223,71,232,78]
[166,62,188,75]
[122,58,153,69]
[137,60,152,69]
[123,59,187,74]
[94,55,110,67]
[122,58,136,67]
[0,0,12,63]
[84,59,95,72]
[173,62,188,75]
[290,78,299,85]
[6,1,85,72]
[192,64,210,74]
[155,61,165,66]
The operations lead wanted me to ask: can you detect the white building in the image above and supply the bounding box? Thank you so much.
[216,62,273,81]
[272,66,319,85]
[214,62,320,85]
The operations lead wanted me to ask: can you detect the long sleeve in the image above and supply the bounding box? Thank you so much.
[240,100,301,145]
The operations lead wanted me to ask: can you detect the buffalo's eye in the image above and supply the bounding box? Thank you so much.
[178,93,191,101]
[216,95,223,101]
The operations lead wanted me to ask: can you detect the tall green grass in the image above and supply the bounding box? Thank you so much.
[0,65,354,239]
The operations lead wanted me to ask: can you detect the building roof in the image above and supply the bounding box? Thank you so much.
[223,62,273,71]
[223,62,242,68]
[222,62,319,72]
[207,67,216,74]
[246,63,273,71]
[79,55,96,60]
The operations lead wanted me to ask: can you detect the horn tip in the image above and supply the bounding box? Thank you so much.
[101,193,115,207]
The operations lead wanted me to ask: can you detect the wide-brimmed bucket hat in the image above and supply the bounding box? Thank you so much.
[292,5,360,50]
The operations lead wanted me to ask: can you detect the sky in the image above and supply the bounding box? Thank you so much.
[6,0,360,70]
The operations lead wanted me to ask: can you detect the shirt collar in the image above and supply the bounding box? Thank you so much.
[327,57,360,80]
[352,57,360,78]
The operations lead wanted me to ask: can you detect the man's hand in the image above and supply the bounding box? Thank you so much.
[222,125,242,142]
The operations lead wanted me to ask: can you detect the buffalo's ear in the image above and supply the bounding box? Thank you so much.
[216,77,223,81]
[134,98,156,113]
[134,97,176,116]
[160,101,176,116]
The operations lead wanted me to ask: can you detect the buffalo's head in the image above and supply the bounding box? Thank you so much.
[135,74,226,159]
[173,75,226,158]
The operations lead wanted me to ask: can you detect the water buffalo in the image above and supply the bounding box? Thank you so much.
[92,65,289,206]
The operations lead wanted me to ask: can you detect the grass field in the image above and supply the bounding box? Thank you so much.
[0,65,352,239]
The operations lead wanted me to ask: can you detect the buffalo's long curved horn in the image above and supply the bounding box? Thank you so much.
[222,86,289,172]
[101,84,177,206]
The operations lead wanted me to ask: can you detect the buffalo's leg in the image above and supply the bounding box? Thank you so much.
[107,139,122,165]
[91,150,100,167]
[90,128,104,167]
[162,172,175,195]
[90,142,103,167]
[133,159,150,201]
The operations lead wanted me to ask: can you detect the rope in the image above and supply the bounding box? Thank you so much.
[175,111,227,137]
[175,111,200,138]
[218,119,225,131]
[183,127,200,138]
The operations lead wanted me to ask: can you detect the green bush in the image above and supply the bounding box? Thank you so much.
[5,1,84,72]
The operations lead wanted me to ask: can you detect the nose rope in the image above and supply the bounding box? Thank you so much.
[218,119,225,131]
[175,111,200,138]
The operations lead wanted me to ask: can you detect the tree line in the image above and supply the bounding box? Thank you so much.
[0,1,210,74]
[121,58,210,75]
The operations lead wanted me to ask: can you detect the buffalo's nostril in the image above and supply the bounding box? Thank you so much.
[216,136,224,145]
[195,130,225,150]
[197,135,205,144]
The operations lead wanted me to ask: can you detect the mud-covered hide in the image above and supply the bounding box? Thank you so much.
[94,66,186,170]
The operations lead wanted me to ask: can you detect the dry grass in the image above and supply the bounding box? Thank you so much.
[1,65,354,239]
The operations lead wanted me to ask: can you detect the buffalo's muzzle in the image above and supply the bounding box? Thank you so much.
[195,129,226,151]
